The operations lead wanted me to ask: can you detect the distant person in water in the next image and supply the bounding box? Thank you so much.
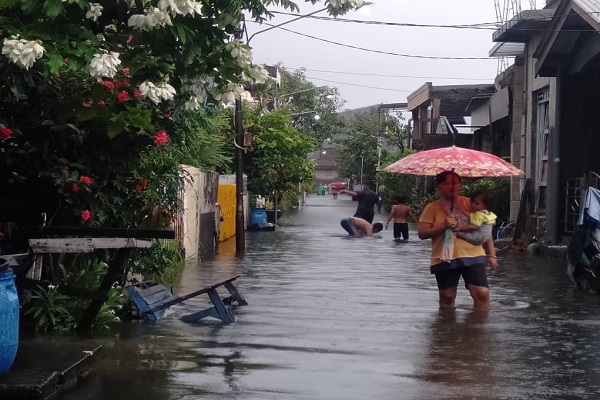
[385,195,415,242]
[340,217,383,237]
[339,182,379,223]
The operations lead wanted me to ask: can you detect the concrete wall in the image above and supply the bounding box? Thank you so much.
[180,166,219,260]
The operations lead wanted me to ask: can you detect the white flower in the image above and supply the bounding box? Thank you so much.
[245,65,271,85]
[210,83,244,107]
[240,91,255,103]
[86,3,103,22]
[127,7,172,31]
[157,0,202,16]
[215,12,241,29]
[139,81,176,104]
[184,96,203,111]
[227,41,252,67]
[89,51,121,80]
[1,36,45,70]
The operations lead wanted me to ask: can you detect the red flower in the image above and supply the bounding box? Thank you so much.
[133,89,143,99]
[153,130,169,146]
[116,90,129,103]
[79,175,93,186]
[115,78,130,88]
[135,178,149,192]
[127,35,133,44]
[100,80,115,91]
[72,183,80,192]
[82,101,93,108]
[0,126,13,139]
[121,67,130,75]
[163,113,171,119]
[97,100,106,105]
[80,210,92,222]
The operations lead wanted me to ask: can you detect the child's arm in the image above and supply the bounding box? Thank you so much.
[385,206,396,229]
[455,223,479,233]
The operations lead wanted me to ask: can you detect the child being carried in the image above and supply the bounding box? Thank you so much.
[454,190,497,245]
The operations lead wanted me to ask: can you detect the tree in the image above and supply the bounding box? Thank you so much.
[278,67,346,144]
[237,106,315,203]
[334,107,409,189]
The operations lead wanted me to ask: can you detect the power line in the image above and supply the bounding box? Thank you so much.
[304,76,414,92]
[270,10,600,33]
[289,66,492,81]
[252,22,492,60]
[272,11,499,29]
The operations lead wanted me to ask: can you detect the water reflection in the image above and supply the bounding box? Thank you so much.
[59,197,600,399]
[416,310,497,399]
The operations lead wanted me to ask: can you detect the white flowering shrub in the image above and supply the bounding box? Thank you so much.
[0,0,362,229]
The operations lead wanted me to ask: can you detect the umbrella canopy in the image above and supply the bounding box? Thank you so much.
[383,146,524,177]
[329,182,346,189]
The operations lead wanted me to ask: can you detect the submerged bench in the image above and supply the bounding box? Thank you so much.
[126,275,247,324]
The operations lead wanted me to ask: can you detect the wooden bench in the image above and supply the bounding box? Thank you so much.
[126,275,247,324]
[15,226,175,330]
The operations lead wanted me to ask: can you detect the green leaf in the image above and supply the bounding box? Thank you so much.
[76,107,96,122]
[107,119,125,139]
[43,0,63,17]
[0,0,19,9]
[176,25,187,45]
[46,52,64,74]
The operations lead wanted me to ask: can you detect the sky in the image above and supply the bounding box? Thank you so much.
[245,0,542,111]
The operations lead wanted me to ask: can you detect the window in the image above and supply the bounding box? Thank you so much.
[534,87,550,212]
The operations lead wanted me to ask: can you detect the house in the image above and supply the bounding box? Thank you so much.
[490,0,600,244]
[407,83,496,150]
[465,65,523,220]
[308,141,345,186]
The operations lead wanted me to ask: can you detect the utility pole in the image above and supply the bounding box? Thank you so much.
[235,97,245,256]
[233,7,328,257]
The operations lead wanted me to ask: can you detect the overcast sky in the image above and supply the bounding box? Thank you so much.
[246,0,541,110]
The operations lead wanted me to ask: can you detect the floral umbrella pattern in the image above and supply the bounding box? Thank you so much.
[383,146,524,177]
[329,182,346,189]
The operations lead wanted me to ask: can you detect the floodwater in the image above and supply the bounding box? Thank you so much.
[62,195,600,400]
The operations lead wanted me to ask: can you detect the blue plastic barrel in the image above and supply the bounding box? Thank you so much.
[0,258,19,375]
[250,209,267,226]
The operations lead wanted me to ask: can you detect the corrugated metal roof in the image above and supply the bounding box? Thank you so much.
[574,0,600,25]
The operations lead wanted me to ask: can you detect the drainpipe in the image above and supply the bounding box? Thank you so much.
[407,118,413,149]
[426,105,433,135]
[548,69,562,245]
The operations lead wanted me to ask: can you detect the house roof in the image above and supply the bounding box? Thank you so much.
[573,0,600,26]
[407,83,495,113]
[492,8,556,43]
[465,95,493,113]
[534,0,600,76]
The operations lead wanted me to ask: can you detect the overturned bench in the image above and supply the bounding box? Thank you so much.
[126,275,247,324]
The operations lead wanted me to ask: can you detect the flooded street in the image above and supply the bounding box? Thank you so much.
[62,195,600,400]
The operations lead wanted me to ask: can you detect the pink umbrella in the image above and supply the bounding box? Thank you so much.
[383,145,524,177]
[384,146,523,261]
[329,182,346,190]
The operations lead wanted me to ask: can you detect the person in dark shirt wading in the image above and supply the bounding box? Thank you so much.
[339,182,380,223]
